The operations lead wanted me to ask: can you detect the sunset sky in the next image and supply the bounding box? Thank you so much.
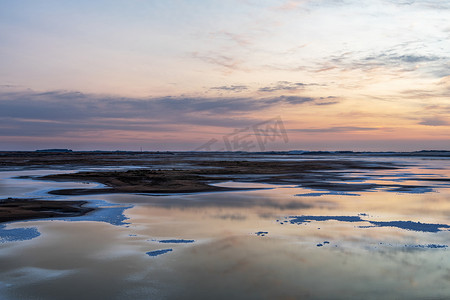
[1,0,449,151]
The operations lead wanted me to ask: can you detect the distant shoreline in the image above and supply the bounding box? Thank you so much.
[1,149,450,156]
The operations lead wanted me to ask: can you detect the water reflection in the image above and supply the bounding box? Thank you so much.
[0,157,450,299]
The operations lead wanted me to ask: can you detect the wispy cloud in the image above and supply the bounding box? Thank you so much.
[387,0,450,10]
[191,51,243,72]
[326,50,447,75]
[290,126,380,133]
[315,96,340,105]
[209,31,252,47]
[258,81,318,92]
[419,117,449,126]
[210,85,248,92]
[400,79,450,100]
[0,89,338,138]
[264,44,449,81]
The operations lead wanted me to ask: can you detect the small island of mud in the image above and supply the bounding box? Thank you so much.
[36,158,404,195]
[0,198,94,223]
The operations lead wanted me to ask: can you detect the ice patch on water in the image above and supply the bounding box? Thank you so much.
[285,215,450,233]
[295,192,360,197]
[404,244,447,249]
[158,239,195,244]
[146,249,173,257]
[0,224,40,243]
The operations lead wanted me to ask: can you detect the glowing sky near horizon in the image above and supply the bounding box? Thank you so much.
[0,0,449,151]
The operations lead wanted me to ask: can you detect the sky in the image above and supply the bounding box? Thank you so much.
[0,0,449,151]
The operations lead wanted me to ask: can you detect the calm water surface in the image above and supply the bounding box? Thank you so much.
[0,156,449,299]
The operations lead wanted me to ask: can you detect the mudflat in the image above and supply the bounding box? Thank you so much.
[1,151,428,196]
[0,198,94,223]
[0,152,433,220]
[35,157,402,195]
